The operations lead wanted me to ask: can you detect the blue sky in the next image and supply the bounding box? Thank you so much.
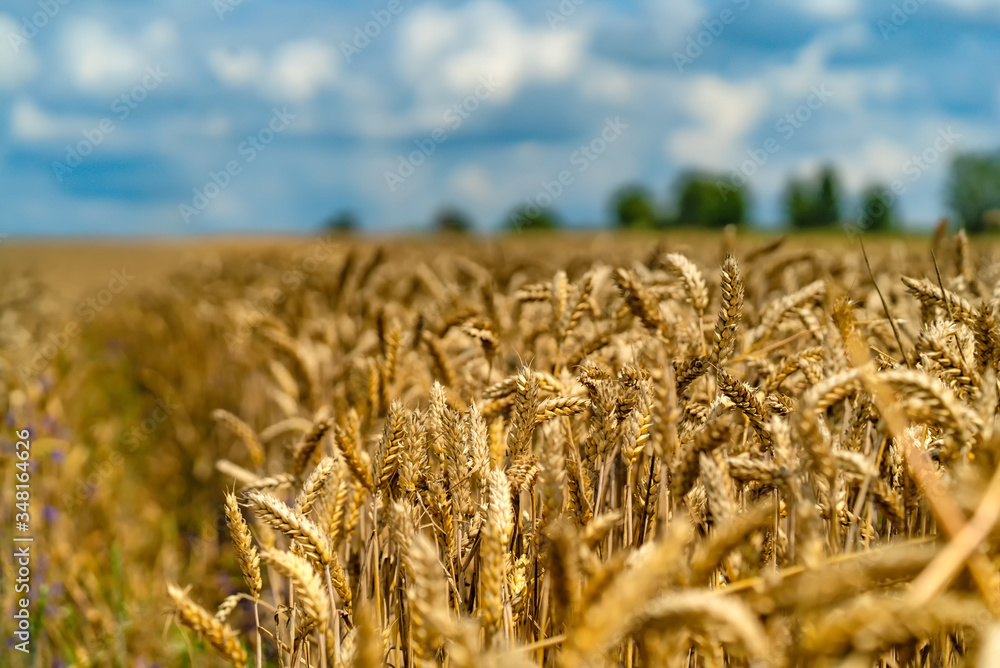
[1,0,999,236]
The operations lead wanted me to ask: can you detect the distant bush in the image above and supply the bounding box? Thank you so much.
[785,164,841,228]
[610,184,657,230]
[857,184,897,232]
[324,211,358,234]
[506,204,561,232]
[434,208,473,234]
[947,151,1000,234]
[674,171,748,227]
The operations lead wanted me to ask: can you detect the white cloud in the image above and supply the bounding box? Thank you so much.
[824,20,872,50]
[268,39,339,101]
[642,0,704,45]
[767,40,832,101]
[401,8,462,63]
[345,0,588,141]
[451,164,492,202]
[59,18,177,95]
[790,0,860,20]
[939,0,999,13]
[202,115,232,138]
[207,48,263,87]
[760,31,894,112]
[668,76,767,167]
[64,20,144,93]
[10,98,64,140]
[143,18,177,50]
[397,0,585,103]
[208,39,339,101]
[199,190,247,225]
[0,13,39,89]
[839,138,913,192]
[8,97,138,146]
[864,68,904,102]
[578,62,633,103]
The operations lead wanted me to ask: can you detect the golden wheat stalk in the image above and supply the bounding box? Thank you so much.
[212,409,266,469]
[260,547,330,630]
[168,584,248,667]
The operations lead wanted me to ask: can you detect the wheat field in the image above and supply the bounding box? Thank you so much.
[3,229,1000,667]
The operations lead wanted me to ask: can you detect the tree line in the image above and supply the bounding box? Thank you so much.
[325,149,1000,234]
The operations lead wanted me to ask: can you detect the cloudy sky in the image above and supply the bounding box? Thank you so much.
[1,0,999,236]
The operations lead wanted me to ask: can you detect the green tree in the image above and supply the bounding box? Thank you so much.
[324,211,357,234]
[434,207,473,234]
[785,164,842,228]
[506,203,560,232]
[610,184,657,229]
[947,151,1000,234]
[858,184,896,232]
[815,166,841,226]
[673,171,748,227]
[786,180,812,228]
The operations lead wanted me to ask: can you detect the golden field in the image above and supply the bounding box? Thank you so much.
[2,230,1000,667]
